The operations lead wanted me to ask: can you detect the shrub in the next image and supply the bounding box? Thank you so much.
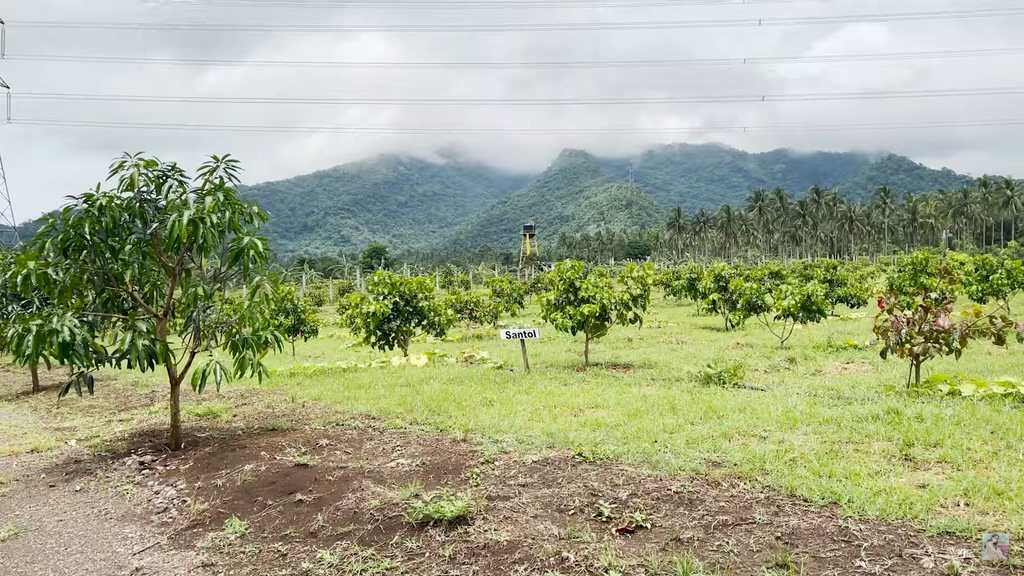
[962,253,1024,311]
[660,263,704,303]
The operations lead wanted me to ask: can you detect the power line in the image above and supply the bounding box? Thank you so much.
[164,0,825,8]
[8,8,1024,33]
[7,47,1024,69]
[13,86,1024,107]
[11,117,1024,135]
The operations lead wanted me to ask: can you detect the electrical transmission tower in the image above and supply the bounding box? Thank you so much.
[0,32,21,247]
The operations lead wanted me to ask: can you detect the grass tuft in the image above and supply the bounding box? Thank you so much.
[403,489,475,526]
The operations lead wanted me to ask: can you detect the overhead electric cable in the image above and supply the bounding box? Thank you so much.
[11,117,1024,135]
[7,8,1024,33]
[163,0,827,8]
[7,47,1024,69]
[13,86,1024,107]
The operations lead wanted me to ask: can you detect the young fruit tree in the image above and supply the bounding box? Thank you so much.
[962,253,1024,313]
[443,290,499,328]
[698,263,752,330]
[753,281,830,347]
[539,260,654,366]
[0,249,104,394]
[874,292,1023,388]
[341,271,453,356]
[484,275,528,318]
[14,153,284,449]
[272,284,321,356]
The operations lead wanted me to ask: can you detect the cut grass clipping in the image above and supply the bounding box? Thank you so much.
[403,489,475,527]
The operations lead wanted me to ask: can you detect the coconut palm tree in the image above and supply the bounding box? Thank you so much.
[999,178,1023,244]
[665,206,688,260]
[873,186,896,255]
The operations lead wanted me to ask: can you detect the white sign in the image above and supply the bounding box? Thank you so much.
[500,328,540,340]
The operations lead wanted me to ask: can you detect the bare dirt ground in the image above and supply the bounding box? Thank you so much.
[1,369,1021,575]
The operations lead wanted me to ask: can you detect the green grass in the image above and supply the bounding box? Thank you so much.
[403,489,475,526]
[248,296,1024,536]
[184,402,234,420]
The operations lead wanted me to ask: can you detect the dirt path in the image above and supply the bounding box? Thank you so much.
[0,454,193,575]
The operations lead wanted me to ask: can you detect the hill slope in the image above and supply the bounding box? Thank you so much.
[240,155,530,257]
[624,144,972,210]
[450,150,661,249]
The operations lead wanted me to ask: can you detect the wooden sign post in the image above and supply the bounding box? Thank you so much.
[500,328,540,372]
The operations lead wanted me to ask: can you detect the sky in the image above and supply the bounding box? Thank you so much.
[0,0,1023,222]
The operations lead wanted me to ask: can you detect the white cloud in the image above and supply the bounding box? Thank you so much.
[0,0,1022,220]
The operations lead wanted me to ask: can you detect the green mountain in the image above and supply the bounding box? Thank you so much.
[239,155,530,257]
[236,144,975,255]
[450,150,661,250]
[616,143,972,210]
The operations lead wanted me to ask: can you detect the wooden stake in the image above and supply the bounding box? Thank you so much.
[519,339,530,372]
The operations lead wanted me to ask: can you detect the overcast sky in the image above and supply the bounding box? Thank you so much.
[0,0,1022,221]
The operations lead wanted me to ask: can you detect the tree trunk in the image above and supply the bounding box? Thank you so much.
[584,335,591,366]
[30,362,40,394]
[291,340,296,357]
[169,377,183,450]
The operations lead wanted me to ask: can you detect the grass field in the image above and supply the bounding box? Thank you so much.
[215,293,1024,538]
[6,293,1023,541]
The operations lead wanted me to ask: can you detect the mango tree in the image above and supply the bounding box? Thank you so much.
[539,260,654,365]
[341,271,452,356]
[14,153,283,449]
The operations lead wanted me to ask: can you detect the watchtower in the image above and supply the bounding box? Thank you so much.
[518,223,539,281]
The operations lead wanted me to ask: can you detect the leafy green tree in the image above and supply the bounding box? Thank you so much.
[962,253,1024,313]
[342,271,452,356]
[359,242,394,272]
[756,281,830,347]
[443,290,499,327]
[273,284,321,356]
[539,260,654,365]
[659,263,704,304]
[12,153,283,449]
[699,263,751,330]
[484,275,528,318]
[438,265,471,291]
[1,250,102,394]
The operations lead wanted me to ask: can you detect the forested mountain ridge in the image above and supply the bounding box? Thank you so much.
[239,155,530,257]
[236,145,975,256]
[449,149,663,250]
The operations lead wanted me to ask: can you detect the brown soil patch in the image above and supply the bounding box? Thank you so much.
[100,424,1018,576]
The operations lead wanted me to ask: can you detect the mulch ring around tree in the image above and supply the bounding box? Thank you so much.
[101,423,1017,576]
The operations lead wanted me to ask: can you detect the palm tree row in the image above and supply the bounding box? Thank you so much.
[660,179,1023,261]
